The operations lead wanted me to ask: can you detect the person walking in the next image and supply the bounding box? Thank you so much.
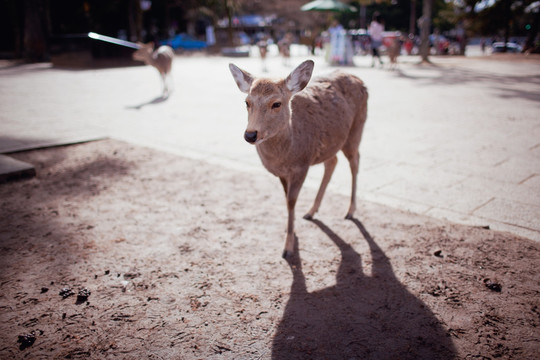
[368,12,384,67]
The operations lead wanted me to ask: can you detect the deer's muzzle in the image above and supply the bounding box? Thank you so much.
[244,131,258,144]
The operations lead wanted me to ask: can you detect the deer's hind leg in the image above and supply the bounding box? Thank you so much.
[304,155,338,220]
[166,71,174,94]
[160,73,168,96]
[342,147,359,220]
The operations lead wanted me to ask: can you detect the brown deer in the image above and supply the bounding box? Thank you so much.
[387,37,401,70]
[278,33,293,66]
[229,60,368,258]
[132,42,174,96]
[257,36,269,72]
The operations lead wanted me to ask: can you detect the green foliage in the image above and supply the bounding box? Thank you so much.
[432,0,457,32]
[342,0,458,33]
[340,0,536,41]
[455,0,538,37]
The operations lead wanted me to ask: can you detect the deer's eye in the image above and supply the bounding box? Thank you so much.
[245,101,250,109]
[272,102,281,109]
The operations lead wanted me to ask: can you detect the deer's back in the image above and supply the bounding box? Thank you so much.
[289,71,367,164]
[154,46,174,74]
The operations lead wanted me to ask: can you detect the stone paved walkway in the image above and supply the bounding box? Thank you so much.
[1,48,539,241]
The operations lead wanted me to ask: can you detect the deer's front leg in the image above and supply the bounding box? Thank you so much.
[282,169,308,258]
[304,155,338,220]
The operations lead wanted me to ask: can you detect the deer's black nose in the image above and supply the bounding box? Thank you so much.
[244,131,258,144]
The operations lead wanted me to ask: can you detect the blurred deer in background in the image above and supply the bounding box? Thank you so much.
[229,60,368,258]
[387,37,402,70]
[257,36,269,72]
[132,42,174,97]
[278,33,293,66]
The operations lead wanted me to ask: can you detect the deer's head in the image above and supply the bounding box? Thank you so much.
[229,60,314,145]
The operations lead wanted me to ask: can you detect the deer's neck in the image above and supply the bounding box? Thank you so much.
[256,123,296,176]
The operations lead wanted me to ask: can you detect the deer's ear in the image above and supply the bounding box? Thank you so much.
[229,63,253,93]
[285,60,314,94]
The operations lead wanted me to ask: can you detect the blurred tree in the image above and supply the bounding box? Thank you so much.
[452,0,539,52]
[0,0,24,58]
[224,0,235,45]
[524,2,540,52]
[128,0,143,41]
[23,0,50,61]
[419,0,432,61]
[407,0,422,35]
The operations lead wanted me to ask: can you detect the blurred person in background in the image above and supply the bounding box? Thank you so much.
[368,12,384,67]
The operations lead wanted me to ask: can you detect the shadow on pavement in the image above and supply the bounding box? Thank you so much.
[126,94,169,110]
[393,65,540,104]
[271,218,456,360]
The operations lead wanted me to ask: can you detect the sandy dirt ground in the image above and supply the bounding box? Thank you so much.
[0,139,539,359]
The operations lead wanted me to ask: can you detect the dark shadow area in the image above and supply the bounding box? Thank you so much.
[271,218,456,360]
[0,58,143,76]
[0,61,55,75]
[0,136,108,156]
[0,142,133,264]
[393,65,540,105]
[0,153,36,183]
[126,94,169,110]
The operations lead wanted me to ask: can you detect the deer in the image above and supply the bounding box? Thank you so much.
[387,37,402,70]
[229,60,368,258]
[257,36,269,72]
[132,42,174,97]
[278,33,293,66]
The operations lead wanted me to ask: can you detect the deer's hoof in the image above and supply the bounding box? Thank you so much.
[282,249,291,259]
[303,213,313,221]
[345,213,354,220]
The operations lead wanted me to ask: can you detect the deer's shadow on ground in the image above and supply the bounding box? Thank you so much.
[126,94,169,110]
[271,218,456,360]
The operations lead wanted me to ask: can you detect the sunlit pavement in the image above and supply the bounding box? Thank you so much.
[1,46,539,241]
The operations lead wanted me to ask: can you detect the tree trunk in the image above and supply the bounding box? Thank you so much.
[360,5,367,30]
[524,7,540,52]
[419,0,432,62]
[225,0,234,46]
[128,0,143,42]
[503,0,511,52]
[409,0,417,35]
[23,0,49,62]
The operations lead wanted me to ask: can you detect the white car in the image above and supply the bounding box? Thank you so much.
[492,42,523,53]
